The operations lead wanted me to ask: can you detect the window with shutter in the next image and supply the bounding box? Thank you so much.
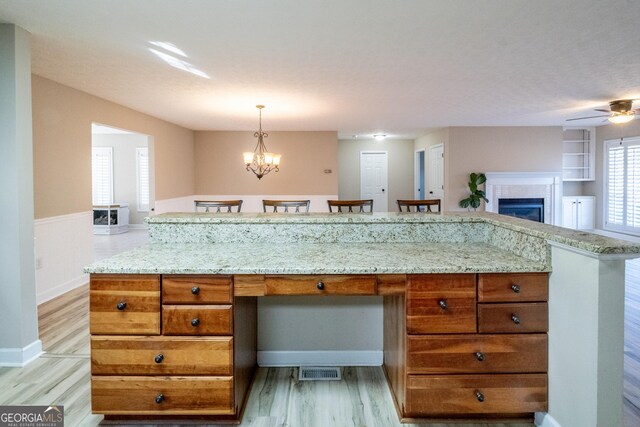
[605,136,640,235]
[92,147,113,205]
[136,147,150,212]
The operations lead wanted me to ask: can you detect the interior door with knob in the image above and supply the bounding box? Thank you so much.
[360,151,388,212]
[428,144,444,200]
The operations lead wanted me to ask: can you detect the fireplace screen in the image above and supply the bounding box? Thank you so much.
[498,198,544,223]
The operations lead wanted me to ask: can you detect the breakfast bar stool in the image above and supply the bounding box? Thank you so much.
[194,200,243,213]
[262,199,310,213]
[397,199,441,213]
[327,199,373,213]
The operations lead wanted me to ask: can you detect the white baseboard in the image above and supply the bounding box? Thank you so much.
[0,339,42,367]
[257,351,383,367]
[535,412,561,427]
[36,273,88,305]
[128,224,148,230]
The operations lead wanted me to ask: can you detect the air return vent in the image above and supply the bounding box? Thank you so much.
[298,367,342,381]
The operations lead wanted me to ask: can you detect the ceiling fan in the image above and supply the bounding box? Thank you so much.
[567,99,639,124]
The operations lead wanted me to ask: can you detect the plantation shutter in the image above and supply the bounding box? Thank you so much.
[136,147,150,212]
[605,137,640,235]
[92,147,113,205]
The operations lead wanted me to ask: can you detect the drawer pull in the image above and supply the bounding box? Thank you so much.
[476,391,485,402]
[511,314,521,325]
[116,301,127,311]
[191,286,200,295]
[155,393,164,404]
[475,352,485,362]
[191,318,200,327]
[317,281,325,290]
[154,354,164,364]
[438,299,448,310]
[511,284,521,293]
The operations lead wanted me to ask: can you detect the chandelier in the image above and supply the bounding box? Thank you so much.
[243,105,281,179]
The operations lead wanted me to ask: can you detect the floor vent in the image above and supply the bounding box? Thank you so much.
[298,367,342,381]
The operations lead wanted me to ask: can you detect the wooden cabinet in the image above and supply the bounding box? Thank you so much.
[562,196,595,230]
[90,273,256,420]
[386,272,549,421]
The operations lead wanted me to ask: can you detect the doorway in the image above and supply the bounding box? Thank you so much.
[415,150,425,199]
[91,123,155,231]
[428,144,444,200]
[360,151,388,212]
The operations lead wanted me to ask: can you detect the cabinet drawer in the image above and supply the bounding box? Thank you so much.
[405,374,547,416]
[478,303,548,333]
[407,274,477,334]
[162,305,233,335]
[91,376,234,415]
[163,275,232,304]
[91,336,233,375]
[478,273,548,302]
[407,334,547,374]
[264,275,377,295]
[90,274,160,335]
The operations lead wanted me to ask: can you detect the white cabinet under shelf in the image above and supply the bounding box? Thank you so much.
[563,127,595,181]
[93,204,129,234]
[562,196,595,230]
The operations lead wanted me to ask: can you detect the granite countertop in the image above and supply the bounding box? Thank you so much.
[147,212,640,256]
[85,242,548,275]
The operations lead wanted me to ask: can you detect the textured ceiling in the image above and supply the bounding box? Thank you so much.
[1,0,639,138]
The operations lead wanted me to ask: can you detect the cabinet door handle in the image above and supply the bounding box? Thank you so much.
[154,354,164,364]
[191,286,200,295]
[155,393,164,404]
[475,352,485,362]
[511,314,521,325]
[476,391,485,402]
[317,281,325,290]
[116,301,127,311]
[511,284,521,293]
[438,299,448,310]
[191,318,200,327]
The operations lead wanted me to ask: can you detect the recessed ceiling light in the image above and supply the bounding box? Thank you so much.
[149,48,210,79]
[373,134,387,141]
[149,41,187,58]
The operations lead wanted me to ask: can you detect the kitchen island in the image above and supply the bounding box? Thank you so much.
[86,212,640,427]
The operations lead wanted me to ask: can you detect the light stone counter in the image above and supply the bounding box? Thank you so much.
[85,242,547,274]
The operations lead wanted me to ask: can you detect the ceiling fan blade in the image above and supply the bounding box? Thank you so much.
[594,109,611,112]
[566,114,610,121]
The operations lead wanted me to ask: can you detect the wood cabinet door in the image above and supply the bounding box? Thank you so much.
[478,273,548,303]
[478,303,548,333]
[162,305,233,335]
[90,274,160,335]
[264,275,377,295]
[407,274,476,334]
[163,275,233,304]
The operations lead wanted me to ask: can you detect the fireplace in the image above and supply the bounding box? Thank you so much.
[498,198,544,223]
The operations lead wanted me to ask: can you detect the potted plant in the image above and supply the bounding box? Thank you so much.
[459,172,489,211]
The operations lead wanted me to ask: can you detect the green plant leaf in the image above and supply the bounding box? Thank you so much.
[476,173,487,185]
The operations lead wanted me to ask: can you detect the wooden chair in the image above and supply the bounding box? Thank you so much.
[397,199,441,213]
[262,199,310,213]
[327,199,373,213]
[194,200,243,213]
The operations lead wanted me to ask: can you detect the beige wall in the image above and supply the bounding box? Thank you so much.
[587,120,640,229]
[446,126,563,211]
[194,131,338,195]
[32,75,195,219]
[93,133,149,225]
[338,138,414,211]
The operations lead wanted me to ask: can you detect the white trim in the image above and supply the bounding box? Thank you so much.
[36,274,88,305]
[535,412,561,427]
[257,351,383,367]
[0,340,42,367]
[34,211,91,226]
[128,224,148,230]
[547,240,640,261]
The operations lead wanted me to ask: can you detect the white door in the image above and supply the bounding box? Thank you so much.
[577,197,595,230]
[361,151,388,212]
[428,144,444,200]
[562,197,577,229]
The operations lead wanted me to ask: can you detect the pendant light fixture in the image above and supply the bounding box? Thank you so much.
[243,105,281,179]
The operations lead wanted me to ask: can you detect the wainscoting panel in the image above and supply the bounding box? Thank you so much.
[155,195,338,214]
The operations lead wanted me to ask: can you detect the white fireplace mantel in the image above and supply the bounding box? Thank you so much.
[485,172,562,225]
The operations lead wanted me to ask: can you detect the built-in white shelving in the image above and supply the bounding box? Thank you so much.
[562,127,595,181]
